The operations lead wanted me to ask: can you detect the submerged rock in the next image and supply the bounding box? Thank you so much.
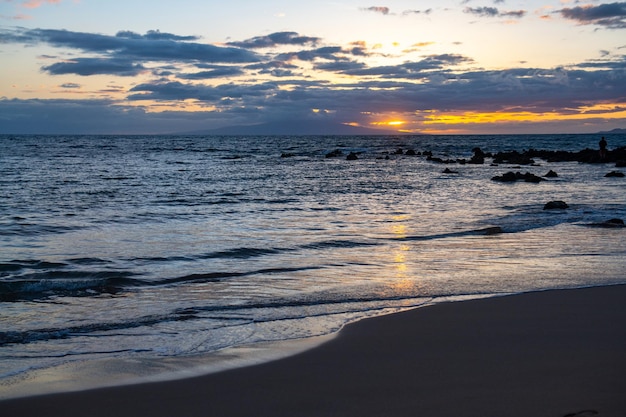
[442,168,459,174]
[346,152,359,161]
[544,201,569,210]
[325,149,343,158]
[605,171,625,177]
[544,170,558,178]
[587,218,625,228]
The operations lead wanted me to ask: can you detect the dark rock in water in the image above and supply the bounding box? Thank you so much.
[281,153,295,158]
[442,168,458,174]
[405,149,417,156]
[492,171,518,182]
[477,226,503,235]
[346,152,359,160]
[616,161,626,168]
[544,200,569,210]
[394,148,404,155]
[605,171,624,177]
[492,150,535,165]
[491,171,544,183]
[544,170,558,178]
[469,147,486,164]
[588,218,625,228]
[326,149,343,158]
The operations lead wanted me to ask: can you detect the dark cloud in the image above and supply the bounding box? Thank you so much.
[127,80,275,102]
[1,27,259,63]
[464,6,526,18]
[116,29,199,41]
[557,2,626,29]
[43,58,146,76]
[1,26,260,79]
[465,6,499,17]
[344,54,474,78]
[226,31,320,49]
[361,6,390,15]
[178,66,244,80]
[246,61,301,77]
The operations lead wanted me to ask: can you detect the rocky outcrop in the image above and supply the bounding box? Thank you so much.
[605,171,624,178]
[492,171,544,183]
[544,201,569,210]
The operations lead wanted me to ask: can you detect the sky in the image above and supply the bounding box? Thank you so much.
[1,0,625,135]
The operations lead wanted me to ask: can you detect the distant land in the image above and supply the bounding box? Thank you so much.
[598,128,626,134]
[175,119,405,136]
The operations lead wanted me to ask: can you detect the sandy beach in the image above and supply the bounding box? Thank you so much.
[2,285,625,417]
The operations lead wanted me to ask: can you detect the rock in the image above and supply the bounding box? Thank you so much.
[442,168,458,174]
[492,171,518,182]
[544,170,558,178]
[524,172,544,183]
[478,226,503,235]
[394,148,404,155]
[346,152,359,160]
[543,200,569,210]
[469,147,485,164]
[616,161,626,168]
[491,171,544,183]
[405,149,417,156]
[281,153,295,158]
[325,149,343,158]
[492,150,535,165]
[605,171,625,177]
[588,218,625,228]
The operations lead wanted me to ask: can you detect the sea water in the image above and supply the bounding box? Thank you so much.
[1,134,625,397]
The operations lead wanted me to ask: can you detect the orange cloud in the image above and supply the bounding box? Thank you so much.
[21,0,62,9]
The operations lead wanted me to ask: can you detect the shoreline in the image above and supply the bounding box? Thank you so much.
[2,284,625,416]
[0,293,490,400]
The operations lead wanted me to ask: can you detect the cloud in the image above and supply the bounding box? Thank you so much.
[361,6,390,15]
[43,58,146,76]
[556,2,626,29]
[0,26,260,77]
[402,9,433,16]
[21,0,62,9]
[1,27,260,63]
[464,6,526,18]
[178,66,244,80]
[226,31,320,49]
[343,54,474,78]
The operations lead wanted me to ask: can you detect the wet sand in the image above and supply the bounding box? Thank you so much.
[2,285,625,417]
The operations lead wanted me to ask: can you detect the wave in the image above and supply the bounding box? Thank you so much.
[0,271,142,302]
[0,291,441,348]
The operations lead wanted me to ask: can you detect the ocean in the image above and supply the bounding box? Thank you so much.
[1,133,625,397]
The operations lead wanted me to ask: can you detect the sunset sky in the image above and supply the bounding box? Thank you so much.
[1,0,625,134]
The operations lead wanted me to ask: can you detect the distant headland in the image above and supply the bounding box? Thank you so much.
[597,128,626,134]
